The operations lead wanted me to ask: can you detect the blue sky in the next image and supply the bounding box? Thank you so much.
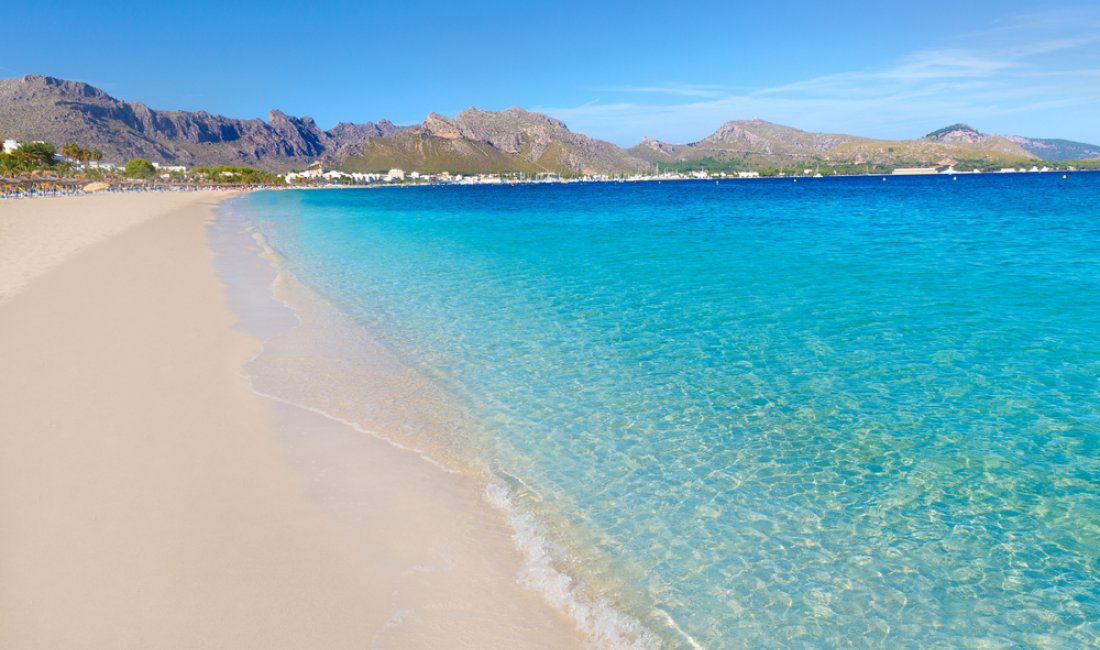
[7,1,1100,145]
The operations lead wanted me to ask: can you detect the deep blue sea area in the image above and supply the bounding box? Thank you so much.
[232,174,1099,648]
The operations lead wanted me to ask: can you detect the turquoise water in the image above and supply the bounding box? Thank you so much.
[230,175,1099,648]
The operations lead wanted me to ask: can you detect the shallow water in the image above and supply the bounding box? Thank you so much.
[227,175,1100,648]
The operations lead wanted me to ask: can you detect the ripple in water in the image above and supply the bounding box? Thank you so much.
[231,175,1100,648]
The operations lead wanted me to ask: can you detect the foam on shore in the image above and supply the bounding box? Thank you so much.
[211,195,668,649]
[0,190,587,648]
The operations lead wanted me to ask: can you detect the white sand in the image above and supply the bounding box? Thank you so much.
[0,191,230,304]
[0,192,582,648]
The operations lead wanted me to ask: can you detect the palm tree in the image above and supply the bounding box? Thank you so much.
[15,142,56,169]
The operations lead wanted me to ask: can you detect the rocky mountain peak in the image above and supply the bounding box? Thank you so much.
[267,110,318,129]
[17,74,112,101]
[421,112,463,139]
[638,137,679,154]
[925,123,983,143]
[456,107,569,132]
[703,121,772,146]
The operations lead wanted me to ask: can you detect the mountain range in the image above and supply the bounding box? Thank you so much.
[2,74,1098,175]
[341,108,646,176]
[0,75,406,170]
[629,121,1100,171]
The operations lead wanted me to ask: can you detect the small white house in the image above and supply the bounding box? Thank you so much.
[284,167,326,183]
[3,139,20,154]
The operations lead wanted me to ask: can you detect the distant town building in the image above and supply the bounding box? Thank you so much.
[386,168,406,181]
[284,167,325,183]
[152,162,188,173]
[283,167,380,184]
[892,167,939,175]
[3,139,20,154]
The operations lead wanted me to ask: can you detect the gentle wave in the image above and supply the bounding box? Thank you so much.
[209,197,674,648]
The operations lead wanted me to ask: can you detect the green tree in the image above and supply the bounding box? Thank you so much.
[0,152,17,175]
[123,158,157,179]
[14,141,57,168]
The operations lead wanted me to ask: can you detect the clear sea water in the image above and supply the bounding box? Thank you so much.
[226,174,1099,648]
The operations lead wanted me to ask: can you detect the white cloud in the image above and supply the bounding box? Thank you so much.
[534,13,1100,146]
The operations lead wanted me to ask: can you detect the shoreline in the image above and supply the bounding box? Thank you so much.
[213,195,659,648]
[0,191,585,648]
[2,167,1091,202]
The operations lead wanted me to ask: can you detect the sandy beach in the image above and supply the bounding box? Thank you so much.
[0,192,582,648]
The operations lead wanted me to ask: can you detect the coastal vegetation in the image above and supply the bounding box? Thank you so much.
[123,158,156,179]
[0,141,59,173]
[60,143,103,167]
[187,166,284,185]
[1062,158,1100,169]
[0,140,282,188]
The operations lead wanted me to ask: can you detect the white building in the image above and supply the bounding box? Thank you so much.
[284,167,325,183]
[152,162,188,173]
[3,139,20,154]
[284,168,380,184]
